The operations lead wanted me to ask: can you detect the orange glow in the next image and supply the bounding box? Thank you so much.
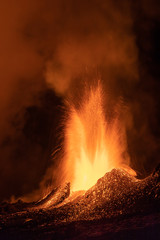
[64,81,135,191]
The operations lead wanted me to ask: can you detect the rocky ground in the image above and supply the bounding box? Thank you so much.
[0,166,160,239]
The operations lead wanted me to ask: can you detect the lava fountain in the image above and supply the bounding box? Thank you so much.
[63,81,136,191]
[1,81,160,240]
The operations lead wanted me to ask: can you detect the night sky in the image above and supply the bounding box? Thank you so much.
[0,0,160,202]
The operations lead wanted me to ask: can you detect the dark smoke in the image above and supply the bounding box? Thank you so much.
[0,0,159,201]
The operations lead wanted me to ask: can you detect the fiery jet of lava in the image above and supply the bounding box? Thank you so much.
[63,81,135,191]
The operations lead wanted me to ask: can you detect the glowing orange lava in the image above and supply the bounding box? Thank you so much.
[64,82,135,191]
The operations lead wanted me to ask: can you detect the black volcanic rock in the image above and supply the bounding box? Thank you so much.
[53,168,160,221]
[35,182,70,208]
[0,167,160,238]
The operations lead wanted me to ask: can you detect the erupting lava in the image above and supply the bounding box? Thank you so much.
[64,81,135,191]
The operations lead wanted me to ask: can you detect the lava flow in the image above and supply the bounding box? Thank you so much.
[63,81,136,192]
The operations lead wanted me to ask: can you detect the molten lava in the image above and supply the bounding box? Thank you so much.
[64,82,135,191]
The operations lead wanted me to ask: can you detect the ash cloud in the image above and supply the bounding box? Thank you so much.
[45,0,138,96]
[0,0,160,201]
[0,0,63,201]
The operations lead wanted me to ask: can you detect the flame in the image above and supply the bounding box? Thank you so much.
[64,81,135,191]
